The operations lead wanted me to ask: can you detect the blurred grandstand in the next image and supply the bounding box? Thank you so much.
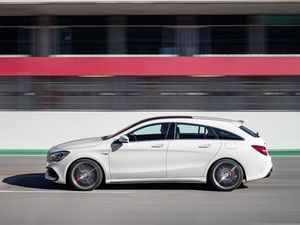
[0,0,300,111]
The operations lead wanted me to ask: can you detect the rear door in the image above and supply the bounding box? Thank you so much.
[167,123,221,178]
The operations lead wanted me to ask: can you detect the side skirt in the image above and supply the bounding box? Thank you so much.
[106,177,207,184]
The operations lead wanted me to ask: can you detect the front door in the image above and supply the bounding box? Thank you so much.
[110,123,173,179]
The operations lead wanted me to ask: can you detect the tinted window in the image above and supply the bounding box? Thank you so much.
[0,27,30,55]
[59,27,107,54]
[210,26,248,54]
[267,26,300,54]
[127,123,171,142]
[127,27,162,54]
[176,123,218,139]
[239,125,259,138]
[213,128,243,140]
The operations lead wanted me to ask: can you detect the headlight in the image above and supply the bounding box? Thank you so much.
[48,151,70,162]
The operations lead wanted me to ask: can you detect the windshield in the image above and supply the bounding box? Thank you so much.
[102,120,147,140]
[239,125,259,138]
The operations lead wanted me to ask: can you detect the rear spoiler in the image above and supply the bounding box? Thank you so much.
[231,120,244,127]
[237,120,244,124]
[193,116,244,126]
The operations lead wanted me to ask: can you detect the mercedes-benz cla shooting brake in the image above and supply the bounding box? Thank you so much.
[45,116,273,191]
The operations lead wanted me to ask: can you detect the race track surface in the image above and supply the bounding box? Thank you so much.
[0,156,299,225]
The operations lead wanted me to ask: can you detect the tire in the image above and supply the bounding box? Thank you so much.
[208,159,243,191]
[68,159,103,191]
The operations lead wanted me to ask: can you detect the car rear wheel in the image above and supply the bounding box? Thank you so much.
[209,159,243,191]
[68,159,103,191]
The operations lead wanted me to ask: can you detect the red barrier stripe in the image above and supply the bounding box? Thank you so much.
[0,56,300,76]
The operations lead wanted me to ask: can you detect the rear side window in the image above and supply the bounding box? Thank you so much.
[239,125,259,137]
[213,128,244,140]
[176,123,218,139]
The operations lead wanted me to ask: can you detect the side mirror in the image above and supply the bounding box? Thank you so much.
[119,135,129,143]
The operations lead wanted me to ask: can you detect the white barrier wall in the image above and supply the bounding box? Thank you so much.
[1,111,299,150]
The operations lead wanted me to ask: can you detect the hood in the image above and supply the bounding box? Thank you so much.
[54,137,103,150]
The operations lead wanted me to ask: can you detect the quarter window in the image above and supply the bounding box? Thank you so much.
[176,123,218,139]
[127,123,171,142]
[213,128,243,140]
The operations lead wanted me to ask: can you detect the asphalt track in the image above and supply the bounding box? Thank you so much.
[0,156,299,225]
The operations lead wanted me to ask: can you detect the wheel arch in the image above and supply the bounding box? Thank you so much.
[206,157,247,182]
[66,157,106,185]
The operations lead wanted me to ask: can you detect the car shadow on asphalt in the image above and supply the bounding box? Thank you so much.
[2,173,69,190]
[2,173,248,191]
[102,182,248,191]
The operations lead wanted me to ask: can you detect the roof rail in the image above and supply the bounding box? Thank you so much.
[192,116,244,124]
[141,116,193,122]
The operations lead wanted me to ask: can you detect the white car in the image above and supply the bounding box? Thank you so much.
[45,116,273,191]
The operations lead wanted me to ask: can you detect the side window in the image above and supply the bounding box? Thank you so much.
[127,123,171,142]
[176,123,218,139]
[213,128,244,140]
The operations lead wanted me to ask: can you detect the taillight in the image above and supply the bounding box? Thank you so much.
[252,145,268,156]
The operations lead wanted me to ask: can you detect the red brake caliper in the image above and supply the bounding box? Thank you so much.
[231,166,237,177]
[75,168,80,181]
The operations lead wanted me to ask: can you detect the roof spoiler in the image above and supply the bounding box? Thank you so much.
[237,120,244,124]
[193,116,244,125]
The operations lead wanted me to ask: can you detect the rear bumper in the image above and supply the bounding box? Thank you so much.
[245,155,273,182]
[264,167,273,178]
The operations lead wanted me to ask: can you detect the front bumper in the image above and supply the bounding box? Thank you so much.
[45,161,67,184]
[45,168,59,181]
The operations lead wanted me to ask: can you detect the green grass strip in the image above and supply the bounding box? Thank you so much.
[269,150,300,156]
[0,149,48,155]
[0,149,300,156]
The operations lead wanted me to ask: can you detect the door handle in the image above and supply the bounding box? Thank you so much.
[198,144,211,148]
[151,144,164,148]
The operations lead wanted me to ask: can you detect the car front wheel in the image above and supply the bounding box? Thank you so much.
[209,159,243,191]
[68,159,103,191]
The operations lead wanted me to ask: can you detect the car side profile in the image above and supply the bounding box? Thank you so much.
[45,116,273,191]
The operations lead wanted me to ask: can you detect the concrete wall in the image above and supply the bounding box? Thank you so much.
[1,111,299,150]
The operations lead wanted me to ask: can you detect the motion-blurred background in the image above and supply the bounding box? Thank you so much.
[1,0,300,111]
[0,0,300,151]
